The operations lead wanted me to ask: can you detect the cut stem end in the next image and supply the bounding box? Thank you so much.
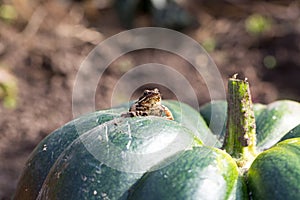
[223,75,258,169]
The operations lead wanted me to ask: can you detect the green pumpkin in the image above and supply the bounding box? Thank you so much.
[14,101,224,200]
[14,91,300,199]
[200,100,300,199]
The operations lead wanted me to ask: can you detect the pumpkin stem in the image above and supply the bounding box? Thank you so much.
[223,74,257,170]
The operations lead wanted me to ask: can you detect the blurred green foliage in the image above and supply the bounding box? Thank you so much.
[263,55,277,69]
[202,37,216,52]
[245,14,272,35]
[0,4,18,23]
[0,68,18,109]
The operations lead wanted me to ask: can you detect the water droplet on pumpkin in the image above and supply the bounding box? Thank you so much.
[98,135,103,141]
[81,175,87,182]
[121,151,127,160]
[96,164,103,174]
[126,139,132,150]
[42,144,47,151]
[101,192,108,199]
[104,125,109,142]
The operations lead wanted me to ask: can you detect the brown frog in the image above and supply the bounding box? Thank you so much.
[121,88,174,120]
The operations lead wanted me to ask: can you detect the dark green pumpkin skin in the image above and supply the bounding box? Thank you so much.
[14,100,219,200]
[127,146,246,200]
[37,117,197,199]
[247,138,300,200]
[200,100,300,199]
[14,100,300,200]
[13,109,122,200]
[200,100,300,150]
[280,124,300,141]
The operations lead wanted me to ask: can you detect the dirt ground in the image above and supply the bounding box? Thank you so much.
[1,0,300,199]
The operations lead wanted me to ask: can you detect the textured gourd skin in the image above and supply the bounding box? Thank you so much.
[200,100,300,150]
[37,117,197,199]
[14,101,220,200]
[247,138,300,200]
[200,100,300,200]
[14,100,300,200]
[14,110,121,200]
[127,146,246,200]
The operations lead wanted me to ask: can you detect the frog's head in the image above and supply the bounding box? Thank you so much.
[139,88,162,106]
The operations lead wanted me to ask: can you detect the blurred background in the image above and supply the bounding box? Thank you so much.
[1,0,300,198]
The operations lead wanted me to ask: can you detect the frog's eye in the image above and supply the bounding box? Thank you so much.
[144,90,150,95]
[153,88,159,93]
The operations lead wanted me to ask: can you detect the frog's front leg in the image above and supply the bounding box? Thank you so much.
[162,105,174,120]
[121,112,135,118]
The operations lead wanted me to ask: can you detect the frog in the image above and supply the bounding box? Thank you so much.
[121,88,174,120]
